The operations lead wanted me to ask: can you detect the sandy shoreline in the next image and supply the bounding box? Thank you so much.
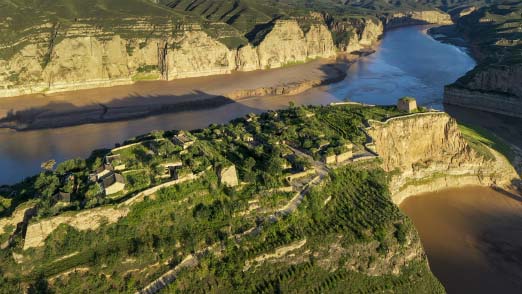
[0,53,364,130]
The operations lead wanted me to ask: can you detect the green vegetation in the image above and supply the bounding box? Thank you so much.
[452,2,522,91]
[0,0,492,60]
[459,123,514,161]
[0,105,445,293]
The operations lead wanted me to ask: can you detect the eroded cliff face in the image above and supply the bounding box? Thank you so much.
[0,17,345,97]
[384,10,452,29]
[366,112,518,204]
[444,65,522,118]
[324,16,384,52]
[23,206,129,250]
[443,3,522,118]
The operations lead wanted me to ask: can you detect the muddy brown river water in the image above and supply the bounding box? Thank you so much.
[0,25,476,184]
[401,186,522,293]
[1,25,521,293]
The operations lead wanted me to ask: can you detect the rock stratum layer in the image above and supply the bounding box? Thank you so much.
[383,10,452,29]
[443,2,522,118]
[0,7,455,98]
[366,112,518,204]
[0,16,363,98]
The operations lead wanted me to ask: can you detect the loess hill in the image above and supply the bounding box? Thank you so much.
[0,103,518,293]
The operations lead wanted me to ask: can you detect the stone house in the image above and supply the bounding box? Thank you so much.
[105,154,126,171]
[172,131,196,149]
[102,173,126,195]
[53,192,71,203]
[397,97,417,112]
[171,166,193,180]
[158,161,183,179]
[90,164,114,182]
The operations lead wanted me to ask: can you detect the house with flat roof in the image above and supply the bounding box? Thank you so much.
[53,192,72,203]
[397,97,417,112]
[105,154,126,171]
[172,131,196,150]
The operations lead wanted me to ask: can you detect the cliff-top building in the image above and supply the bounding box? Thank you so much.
[397,97,418,113]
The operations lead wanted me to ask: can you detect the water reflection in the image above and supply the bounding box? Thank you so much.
[327,26,476,107]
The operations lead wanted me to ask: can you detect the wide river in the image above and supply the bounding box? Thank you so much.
[0,25,476,184]
[401,187,522,293]
[1,25,522,293]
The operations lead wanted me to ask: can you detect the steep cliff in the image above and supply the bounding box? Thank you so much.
[443,3,522,118]
[324,15,384,52]
[366,112,518,204]
[383,10,453,29]
[0,17,345,97]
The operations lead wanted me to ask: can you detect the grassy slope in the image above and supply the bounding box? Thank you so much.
[0,105,444,293]
[453,2,522,85]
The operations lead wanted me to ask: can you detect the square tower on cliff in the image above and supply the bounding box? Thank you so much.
[397,97,418,113]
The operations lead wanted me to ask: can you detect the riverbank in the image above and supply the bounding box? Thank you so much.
[436,3,522,119]
[0,55,358,131]
[401,186,522,294]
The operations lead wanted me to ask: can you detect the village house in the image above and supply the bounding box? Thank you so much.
[89,164,114,182]
[172,131,196,150]
[171,166,193,180]
[158,161,183,179]
[397,97,418,112]
[53,191,72,203]
[101,173,126,195]
[105,154,126,171]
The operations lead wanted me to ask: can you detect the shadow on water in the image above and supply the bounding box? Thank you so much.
[400,187,522,294]
[0,61,343,185]
[0,90,236,130]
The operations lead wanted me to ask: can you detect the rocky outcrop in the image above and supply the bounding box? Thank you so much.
[442,3,522,118]
[383,10,453,29]
[23,207,129,250]
[366,112,518,204]
[444,64,522,118]
[218,165,239,187]
[324,15,383,53]
[0,17,342,97]
[444,85,522,118]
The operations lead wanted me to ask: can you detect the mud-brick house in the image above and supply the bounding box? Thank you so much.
[101,173,125,195]
[172,131,196,150]
[53,192,72,203]
[105,154,126,171]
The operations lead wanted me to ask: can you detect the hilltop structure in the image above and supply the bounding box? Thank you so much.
[397,97,418,112]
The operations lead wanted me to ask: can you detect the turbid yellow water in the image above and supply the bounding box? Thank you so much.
[401,186,522,293]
